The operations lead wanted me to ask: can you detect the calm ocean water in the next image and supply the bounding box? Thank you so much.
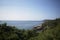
[0,21,43,29]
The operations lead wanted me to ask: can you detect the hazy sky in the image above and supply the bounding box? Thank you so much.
[0,0,60,20]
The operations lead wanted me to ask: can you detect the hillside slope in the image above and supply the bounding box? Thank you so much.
[30,18,60,40]
[0,18,60,40]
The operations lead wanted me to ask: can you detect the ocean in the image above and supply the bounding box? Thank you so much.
[0,21,43,29]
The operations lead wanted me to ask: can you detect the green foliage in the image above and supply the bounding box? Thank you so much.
[0,18,60,40]
[29,18,60,40]
[0,23,38,40]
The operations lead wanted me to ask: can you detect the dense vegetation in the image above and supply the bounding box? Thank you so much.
[30,18,60,40]
[0,23,38,40]
[0,18,60,40]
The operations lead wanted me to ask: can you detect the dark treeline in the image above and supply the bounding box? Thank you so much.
[0,18,60,40]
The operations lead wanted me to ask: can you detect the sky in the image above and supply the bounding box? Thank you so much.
[0,0,60,20]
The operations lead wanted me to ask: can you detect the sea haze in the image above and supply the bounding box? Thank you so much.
[0,21,43,29]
